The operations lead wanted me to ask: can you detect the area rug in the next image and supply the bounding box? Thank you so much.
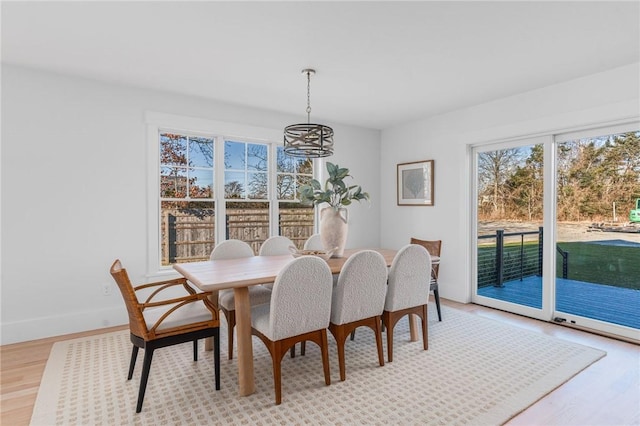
[30,306,605,425]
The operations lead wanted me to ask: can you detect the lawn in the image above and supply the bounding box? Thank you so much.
[557,241,640,290]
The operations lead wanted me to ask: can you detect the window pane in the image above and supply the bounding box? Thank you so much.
[225,201,270,254]
[295,157,313,174]
[279,202,314,249]
[225,140,269,200]
[476,145,544,309]
[160,133,187,166]
[189,137,214,168]
[555,131,640,329]
[225,141,245,169]
[296,175,312,193]
[189,169,213,198]
[277,146,294,173]
[277,174,295,200]
[247,144,268,171]
[248,172,268,199]
[161,201,215,266]
[160,167,187,198]
[225,171,245,199]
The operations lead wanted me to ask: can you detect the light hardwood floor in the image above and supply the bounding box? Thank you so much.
[1,300,638,425]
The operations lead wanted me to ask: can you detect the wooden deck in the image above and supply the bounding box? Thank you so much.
[478,276,640,329]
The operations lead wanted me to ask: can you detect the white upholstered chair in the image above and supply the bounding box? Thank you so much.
[303,233,324,250]
[259,235,295,256]
[259,236,296,291]
[258,235,299,357]
[329,250,388,381]
[251,256,333,405]
[383,244,431,362]
[212,239,272,360]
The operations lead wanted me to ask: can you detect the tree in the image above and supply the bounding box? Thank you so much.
[477,148,523,219]
[506,145,543,220]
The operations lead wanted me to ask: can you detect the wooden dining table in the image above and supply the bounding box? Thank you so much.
[173,248,398,397]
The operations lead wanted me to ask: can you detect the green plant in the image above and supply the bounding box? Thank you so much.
[298,162,370,210]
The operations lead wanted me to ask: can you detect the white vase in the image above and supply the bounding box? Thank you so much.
[320,207,349,258]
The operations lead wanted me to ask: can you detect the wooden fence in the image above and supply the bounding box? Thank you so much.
[162,208,314,265]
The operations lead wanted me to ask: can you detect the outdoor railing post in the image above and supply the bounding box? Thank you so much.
[537,226,543,277]
[168,213,177,264]
[520,234,524,281]
[495,230,504,287]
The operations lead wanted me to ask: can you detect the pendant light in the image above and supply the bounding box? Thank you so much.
[283,69,334,158]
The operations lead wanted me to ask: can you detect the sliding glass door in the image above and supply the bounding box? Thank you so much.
[553,127,640,340]
[473,124,640,341]
[473,136,551,321]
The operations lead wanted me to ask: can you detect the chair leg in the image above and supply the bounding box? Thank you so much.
[223,308,236,360]
[421,305,429,350]
[320,329,331,386]
[374,317,384,367]
[290,345,296,358]
[382,311,397,363]
[350,330,356,341]
[301,341,306,356]
[214,328,221,391]
[273,342,283,405]
[127,345,139,380]
[193,340,198,361]
[329,324,348,381]
[433,287,442,321]
[136,348,154,413]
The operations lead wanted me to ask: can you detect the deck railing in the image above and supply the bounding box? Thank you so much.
[478,227,569,288]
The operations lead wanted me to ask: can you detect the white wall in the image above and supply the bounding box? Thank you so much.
[380,63,640,304]
[0,65,381,344]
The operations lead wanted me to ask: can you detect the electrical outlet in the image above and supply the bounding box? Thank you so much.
[102,282,112,296]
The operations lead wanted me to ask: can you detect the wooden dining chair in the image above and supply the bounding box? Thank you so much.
[109,259,220,413]
[211,239,273,360]
[410,237,443,321]
[329,250,388,381]
[251,256,333,405]
[383,244,431,362]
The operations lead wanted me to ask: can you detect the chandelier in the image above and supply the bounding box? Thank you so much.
[283,69,334,158]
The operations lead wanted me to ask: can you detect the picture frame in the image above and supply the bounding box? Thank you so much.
[397,160,434,206]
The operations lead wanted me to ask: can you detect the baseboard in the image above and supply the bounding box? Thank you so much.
[1,306,127,345]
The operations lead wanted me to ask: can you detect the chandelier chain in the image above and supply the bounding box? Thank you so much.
[306,70,312,122]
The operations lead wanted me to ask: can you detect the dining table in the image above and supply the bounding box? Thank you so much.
[173,247,398,397]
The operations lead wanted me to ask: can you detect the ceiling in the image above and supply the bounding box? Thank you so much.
[2,1,639,130]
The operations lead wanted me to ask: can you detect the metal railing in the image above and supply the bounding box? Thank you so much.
[478,227,569,288]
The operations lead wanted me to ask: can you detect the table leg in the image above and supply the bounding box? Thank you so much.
[408,314,419,342]
[205,290,219,351]
[233,287,255,396]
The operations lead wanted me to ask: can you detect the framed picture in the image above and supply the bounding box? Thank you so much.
[397,160,434,206]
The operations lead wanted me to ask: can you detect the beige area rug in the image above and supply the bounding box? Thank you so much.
[30,306,605,425]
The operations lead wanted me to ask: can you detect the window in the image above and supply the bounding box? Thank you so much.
[224,140,270,253]
[276,147,315,248]
[147,113,316,272]
[159,132,215,266]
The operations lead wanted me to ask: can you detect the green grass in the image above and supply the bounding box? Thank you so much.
[557,242,640,290]
[478,241,639,290]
